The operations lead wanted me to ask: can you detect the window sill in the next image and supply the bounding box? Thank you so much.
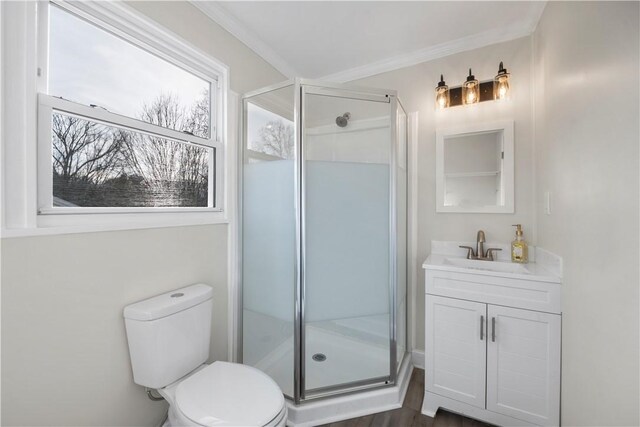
[1,211,229,238]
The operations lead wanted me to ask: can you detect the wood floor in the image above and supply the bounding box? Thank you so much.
[319,369,492,427]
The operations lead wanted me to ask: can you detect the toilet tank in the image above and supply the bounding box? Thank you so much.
[124,284,213,389]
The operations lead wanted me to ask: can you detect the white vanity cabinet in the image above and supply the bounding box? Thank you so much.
[423,265,562,427]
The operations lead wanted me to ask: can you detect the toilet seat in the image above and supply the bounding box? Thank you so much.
[175,361,285,427]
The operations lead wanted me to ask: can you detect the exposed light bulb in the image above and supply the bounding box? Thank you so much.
[462,69,479,105]
[434,74,450,109]
[494,62,510,100]
[466,90,476,103]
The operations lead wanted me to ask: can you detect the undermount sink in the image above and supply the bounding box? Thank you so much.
[443,257,532,274]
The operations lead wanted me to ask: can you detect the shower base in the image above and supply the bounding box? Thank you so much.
[286,355,413,427]
[243,310,412,426]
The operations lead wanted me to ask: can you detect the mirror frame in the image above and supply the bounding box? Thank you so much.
[435,120,514,213]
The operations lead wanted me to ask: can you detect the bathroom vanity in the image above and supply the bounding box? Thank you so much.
[422,242,562,427]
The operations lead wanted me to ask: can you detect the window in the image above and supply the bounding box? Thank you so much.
[48,109,213,208]
[48,5,212,139]
[36,1,225,217]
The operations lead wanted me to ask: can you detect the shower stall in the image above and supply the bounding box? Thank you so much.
[240,79,408,406]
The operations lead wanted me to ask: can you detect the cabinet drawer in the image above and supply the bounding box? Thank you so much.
[426,269,561,314]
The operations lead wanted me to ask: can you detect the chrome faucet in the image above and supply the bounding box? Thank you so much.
[459,230,502,261]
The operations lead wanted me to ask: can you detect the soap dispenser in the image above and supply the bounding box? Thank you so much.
[511,224,529,263]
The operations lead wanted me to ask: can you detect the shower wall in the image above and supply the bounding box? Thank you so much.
[304,122,391,323]
[304,160,389,322]
[242,119,392,353]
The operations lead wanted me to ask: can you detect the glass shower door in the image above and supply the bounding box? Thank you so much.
[301,87,394,396]
[241,84,296,398]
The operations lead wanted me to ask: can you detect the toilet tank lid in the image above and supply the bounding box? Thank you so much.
[123,284,213,321]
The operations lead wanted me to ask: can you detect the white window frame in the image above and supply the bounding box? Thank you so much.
[38,95,219,215]
[1,0,231,236]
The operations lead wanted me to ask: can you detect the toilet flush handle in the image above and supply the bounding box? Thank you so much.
[145,387,164,401]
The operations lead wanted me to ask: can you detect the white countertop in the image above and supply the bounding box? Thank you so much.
[423,241,563,284]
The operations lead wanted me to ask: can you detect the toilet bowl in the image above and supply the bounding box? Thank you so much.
[123,284,287,427]
[160,362,287,427]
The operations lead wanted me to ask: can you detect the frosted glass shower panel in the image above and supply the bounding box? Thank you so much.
[242,85,295,397]
[303,91,392,392]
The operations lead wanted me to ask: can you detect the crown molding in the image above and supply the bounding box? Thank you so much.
[191,1,299,79]
[191,1,546,84]
[321,25,537,83]
[321,2,547,83]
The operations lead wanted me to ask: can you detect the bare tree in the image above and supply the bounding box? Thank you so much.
[185,90,210,139]
[51,91,211,207]
[121,92,210,206]
[52,114,122,184]
[253,120,294,159]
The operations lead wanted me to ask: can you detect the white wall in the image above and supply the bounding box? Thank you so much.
[533,2,639,425]
[1,226,227,426]
[353,4,639,424]
[126,1,285,95]
[1,2,285,426]
[3,2,638,425]
[352,37,536,350]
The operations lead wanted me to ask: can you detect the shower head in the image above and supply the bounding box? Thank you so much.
[336,112,351,128]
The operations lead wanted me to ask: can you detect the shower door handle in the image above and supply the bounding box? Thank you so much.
[480,315,484,340]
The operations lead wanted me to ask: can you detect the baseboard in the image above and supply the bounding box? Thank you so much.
[411,349,425,369]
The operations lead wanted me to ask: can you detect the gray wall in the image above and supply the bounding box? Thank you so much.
[533,2,639,425]
[353,36,536,351]
[1,2,285,426]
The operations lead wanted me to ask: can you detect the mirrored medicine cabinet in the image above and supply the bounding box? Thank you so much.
[436,121,514,213]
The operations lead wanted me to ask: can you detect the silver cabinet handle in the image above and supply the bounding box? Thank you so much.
[480,315,484,340]
[491,317,496,342]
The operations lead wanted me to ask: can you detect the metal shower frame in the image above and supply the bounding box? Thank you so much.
[238,78,408,405]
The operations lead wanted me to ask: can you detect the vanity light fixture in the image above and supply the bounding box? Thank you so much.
[462,69,479,105]
[494,61,510,100]
[436,62,511,109]
[435,74,450,109]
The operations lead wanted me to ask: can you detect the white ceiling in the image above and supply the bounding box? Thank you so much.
[194,1,546,82]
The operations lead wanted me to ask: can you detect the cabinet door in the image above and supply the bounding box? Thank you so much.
[487,305,561,426]
[425,295,487,408]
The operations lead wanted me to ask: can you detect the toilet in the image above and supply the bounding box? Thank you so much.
[123,284,287,427]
